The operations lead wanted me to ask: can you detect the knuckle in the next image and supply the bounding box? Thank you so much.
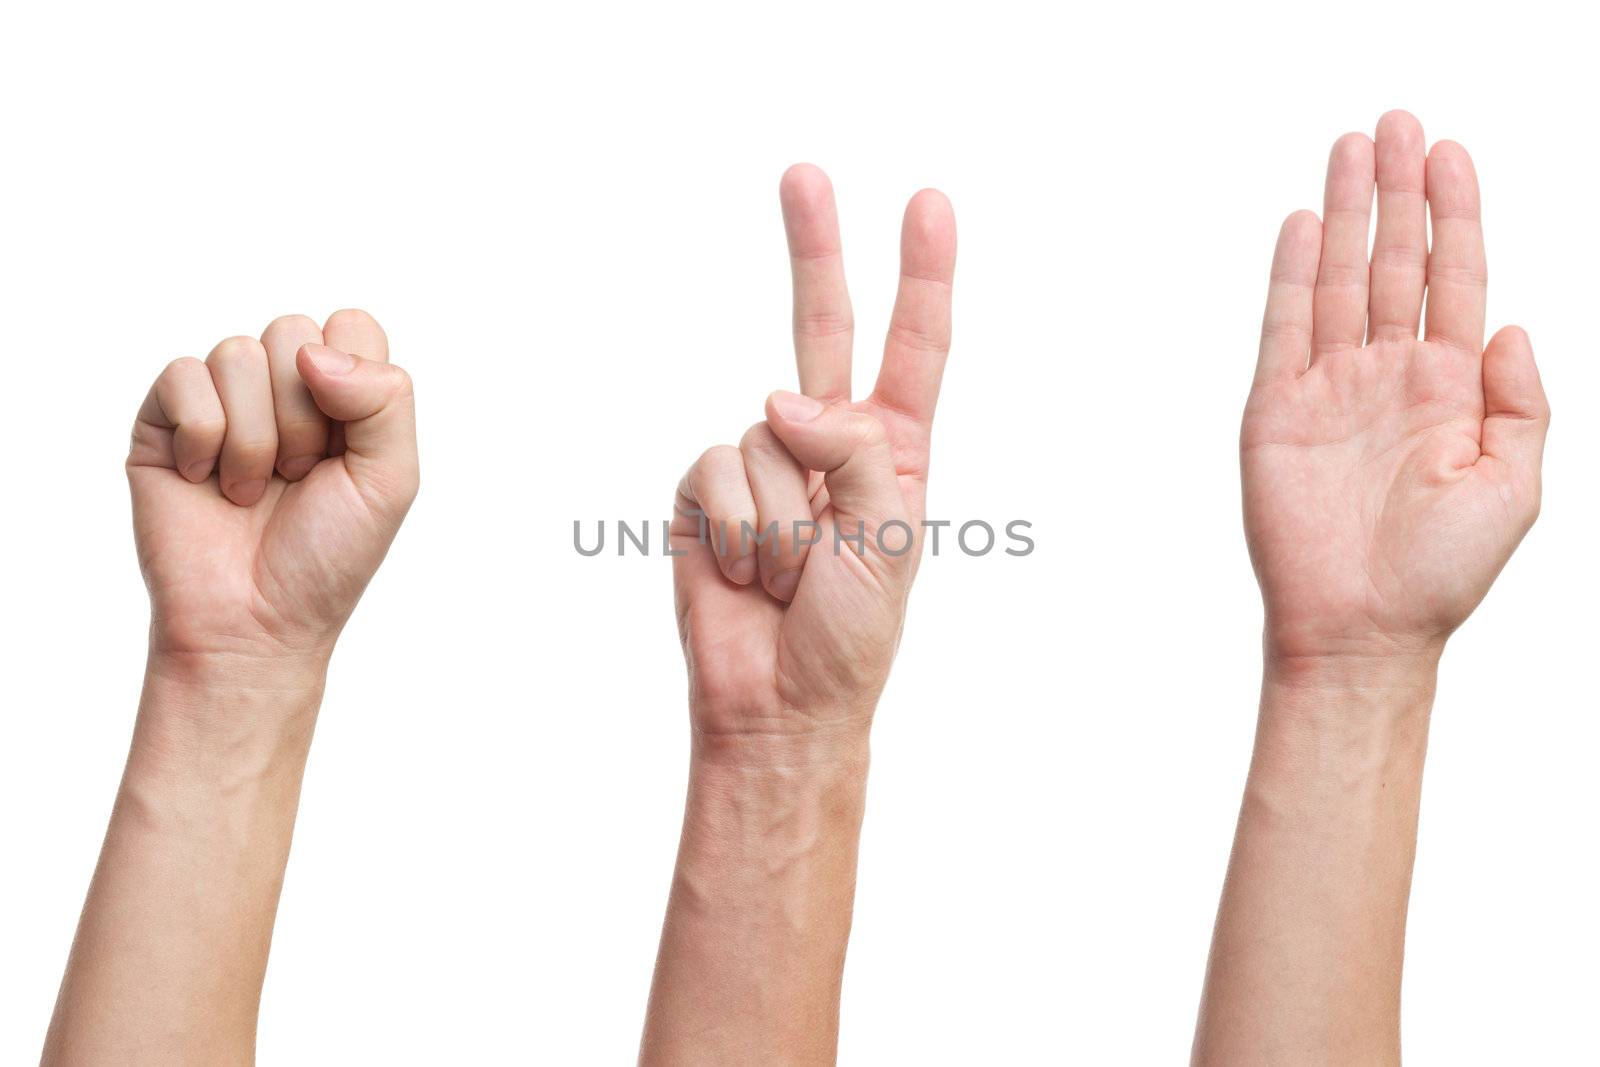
[886,320,950,355]
[325,307,380,333]
[276,415,329,443]
[385,461,421,505]
[264,313,319,335]
[225,435,278,464]
[184,416,227,441]
[354,459,420,514]
[207,335,267,367]
[696,444,742,476]
[1370,244,1427,270]
[794,310,853,339]
[387,364,415,398]
[1315,262,1368,288]
[850,412,889,450]
[1427,262,1488,287]
[765,542,808,572]
[725,510,760,537]
[1260,319,1309,342]
[739,421,784,456]
[164,355,207,379]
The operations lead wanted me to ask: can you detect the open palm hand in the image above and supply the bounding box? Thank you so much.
[1243,113,1548,664]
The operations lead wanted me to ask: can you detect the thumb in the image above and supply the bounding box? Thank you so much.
[1480,325,1549,495]
[764,390,907,549]
[297,343,420,512]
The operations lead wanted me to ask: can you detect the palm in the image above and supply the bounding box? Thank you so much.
[1243,114,1546,661]
[680,402,931,720]
[126,310,417,664]
[131,461,386,657]
[674,166,955,734]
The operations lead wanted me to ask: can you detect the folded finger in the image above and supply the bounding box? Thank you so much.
[296,345,420,516]
[130,357,226,480]
[740,422,813,602]
[321,310,388,457]
[205,336,277,506]
[764,391,905,552]
[323,308,389,363]
[261,314,329,480]
[674,445,759,586]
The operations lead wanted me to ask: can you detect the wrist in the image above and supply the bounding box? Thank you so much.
[147,636,334,686]
[1251,650,1438,798]
[1263,645,1442,695]
[645,722,870,1066]
[676,724,870,885]
[689,716,872,773]
[1262,617,1449,678]
[128,653,328,790]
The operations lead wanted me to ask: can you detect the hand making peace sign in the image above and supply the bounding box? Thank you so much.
[670,165,957,740]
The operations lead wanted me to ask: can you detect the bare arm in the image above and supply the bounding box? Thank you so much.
[1192,112,1548,1064]
[44,664,325,1063]
[641,732,868,1063]
[1195,657,1434,1063]
[44,310,418,1064]
[639,165,956,1064]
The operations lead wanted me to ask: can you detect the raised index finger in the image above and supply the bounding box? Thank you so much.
[871,188,956,426]
[780,164,854,402]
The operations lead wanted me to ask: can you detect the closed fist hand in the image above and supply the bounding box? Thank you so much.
[127,309,419,669]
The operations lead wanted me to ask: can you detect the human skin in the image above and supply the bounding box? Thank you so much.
[42,310,418,1065]
[638,165,956,1065]
[1191,112,1549,1064]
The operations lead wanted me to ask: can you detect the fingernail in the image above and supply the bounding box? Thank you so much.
[279,454,320,481]
[229,479,266,503]
[770,390,825,422]
[303,343,356,376]
[729,555,758,584]
[769,568,802,602]
[183,459,213,482]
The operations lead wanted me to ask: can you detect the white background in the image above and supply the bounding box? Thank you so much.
[2,2,1595,1063]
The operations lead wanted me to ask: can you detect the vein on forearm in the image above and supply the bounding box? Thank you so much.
[640,734,870,1065]
[1193,664,1438,1067]
[42,667,327,1066]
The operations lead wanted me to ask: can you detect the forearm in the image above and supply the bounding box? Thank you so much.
[1193,653,1439,1066]
[641,727,871,1066]
[43,655,326,1065]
